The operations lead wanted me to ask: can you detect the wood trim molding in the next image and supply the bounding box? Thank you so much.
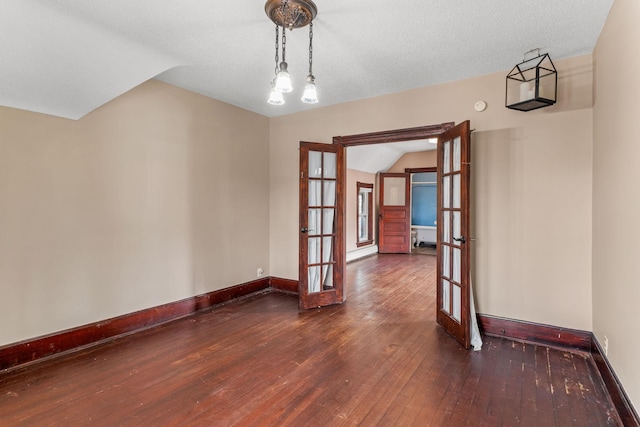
[270,277,299,294]
[3,286,637,425]
[404,167,437,174]
[0,278,270,371]
[333,123,455,146]
[591,336,640,426]
[477,314,592,352]
[356,181,374,248]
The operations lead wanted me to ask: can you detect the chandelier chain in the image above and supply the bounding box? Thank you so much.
[308,21,313,75]
[281,25,287,63]
[280,1,287,63]
[274,25,280,76]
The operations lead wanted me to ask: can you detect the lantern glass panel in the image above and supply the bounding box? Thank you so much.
[506,53,557,111]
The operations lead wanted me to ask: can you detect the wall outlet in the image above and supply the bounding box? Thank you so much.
[604,335,609,356]
[257,268,264,278]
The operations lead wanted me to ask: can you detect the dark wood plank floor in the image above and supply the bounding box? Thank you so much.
[0,254,622,426]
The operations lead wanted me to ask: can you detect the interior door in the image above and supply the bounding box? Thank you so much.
[378,172,411,254]
[436,120,472,348]
[299,141,345,309]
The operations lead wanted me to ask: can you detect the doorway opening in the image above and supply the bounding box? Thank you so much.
[299,122,475,348]
[330,121,475,349]
[407,167,437,256]
[335,123,453,258]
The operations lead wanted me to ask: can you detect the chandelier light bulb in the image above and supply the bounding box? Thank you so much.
[267,87,285,105]
[274,62,293,93]
[301,74,318,104]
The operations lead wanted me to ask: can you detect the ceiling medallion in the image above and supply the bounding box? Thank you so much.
[265,0,317,29]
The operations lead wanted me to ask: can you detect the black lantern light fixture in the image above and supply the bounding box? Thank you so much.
[506,49,557,111]
[265,0,318,105]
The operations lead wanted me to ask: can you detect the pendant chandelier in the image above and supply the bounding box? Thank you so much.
[265,0,318,105]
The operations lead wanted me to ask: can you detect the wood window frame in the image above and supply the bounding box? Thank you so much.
[356,181,374,247]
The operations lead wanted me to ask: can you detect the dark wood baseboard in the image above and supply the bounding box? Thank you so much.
[3,287,637,425]
[270,277,299,293]
[0,277,270,371]
[591,336,640,427]
[477,314,592,352]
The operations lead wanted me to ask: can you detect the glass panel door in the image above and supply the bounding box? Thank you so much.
[299,142,345,309]
[436,121,471,348]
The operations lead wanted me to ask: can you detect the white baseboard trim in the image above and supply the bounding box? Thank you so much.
[346,245,379,262]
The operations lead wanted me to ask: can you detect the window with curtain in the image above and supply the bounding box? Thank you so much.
[357,182,373,246]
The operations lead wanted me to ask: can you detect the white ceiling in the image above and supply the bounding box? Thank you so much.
[0,1,613,120]
[347,139,437,174]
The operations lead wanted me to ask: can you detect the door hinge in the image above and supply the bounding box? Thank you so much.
[301,172,304,178]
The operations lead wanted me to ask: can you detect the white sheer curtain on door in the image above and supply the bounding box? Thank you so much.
[307,151,336,293]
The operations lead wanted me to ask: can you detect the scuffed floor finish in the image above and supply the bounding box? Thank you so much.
[0,254,622,426]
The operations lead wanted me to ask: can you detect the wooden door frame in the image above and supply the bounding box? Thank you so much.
[405,167,437,174]
[333,123,454,147]
[333,123,455,255]
[333,122,455,252]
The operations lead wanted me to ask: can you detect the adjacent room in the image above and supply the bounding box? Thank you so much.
[1,0,638,425]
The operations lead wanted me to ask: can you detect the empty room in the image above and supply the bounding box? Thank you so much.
[1,1,639,425]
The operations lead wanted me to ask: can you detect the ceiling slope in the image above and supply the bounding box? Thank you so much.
[0,0,614,120]
[0,1,180,120]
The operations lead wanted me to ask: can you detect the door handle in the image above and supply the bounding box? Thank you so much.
[301,228,315,233]
[453,236,466,244]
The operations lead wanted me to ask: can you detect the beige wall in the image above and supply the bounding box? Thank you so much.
[387,150,437,172]
[593,0,640,409]
[2,14,635,405]
[346,169,377,253]
[0,80,270,346]
[270,55,594,332]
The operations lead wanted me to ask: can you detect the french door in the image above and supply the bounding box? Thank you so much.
[378,173,411,254]
[436,121,471,348]
[298,142,346,309]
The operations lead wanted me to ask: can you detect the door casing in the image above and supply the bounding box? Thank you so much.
[330,122,472,349]
[299,123,458,311]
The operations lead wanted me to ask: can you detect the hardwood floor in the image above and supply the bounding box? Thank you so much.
[0,254,622,426]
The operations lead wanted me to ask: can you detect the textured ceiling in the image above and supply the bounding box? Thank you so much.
[0,0,613,120]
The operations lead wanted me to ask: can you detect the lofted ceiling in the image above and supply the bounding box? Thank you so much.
[347,139,437,174]
[0,1,613,121]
